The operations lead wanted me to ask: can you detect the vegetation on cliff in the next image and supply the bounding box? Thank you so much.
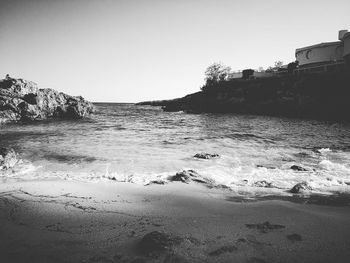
[138,66,350,121]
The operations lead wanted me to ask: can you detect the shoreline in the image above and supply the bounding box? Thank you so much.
[1,179,350,262]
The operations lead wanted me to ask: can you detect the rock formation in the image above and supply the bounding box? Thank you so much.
[138,70,350,121]
[0,77,94,124]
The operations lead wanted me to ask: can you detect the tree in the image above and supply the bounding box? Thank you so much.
[274,61,283,69]
[202,62,231,90]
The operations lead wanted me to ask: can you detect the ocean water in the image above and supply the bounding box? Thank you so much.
[1,103,350,197]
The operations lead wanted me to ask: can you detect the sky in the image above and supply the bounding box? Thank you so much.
[0,0,349,102]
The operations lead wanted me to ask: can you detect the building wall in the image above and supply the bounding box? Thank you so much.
[296,42,344,67]
[228,72,242,79]
[253,72,275,78]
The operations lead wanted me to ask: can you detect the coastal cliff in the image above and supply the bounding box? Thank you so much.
[0,77,94,124]
[138,69,350,121]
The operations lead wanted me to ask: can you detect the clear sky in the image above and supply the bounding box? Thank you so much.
[1,0,349,102]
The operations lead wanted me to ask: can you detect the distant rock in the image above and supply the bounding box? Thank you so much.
[138,231,183,255]
[0,77,94,124]
[290,165,308,171]
[194,153,220,159]
[0,148,18,170]
[290,182,312,193]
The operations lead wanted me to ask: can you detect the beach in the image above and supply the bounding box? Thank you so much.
[1,179,350,263]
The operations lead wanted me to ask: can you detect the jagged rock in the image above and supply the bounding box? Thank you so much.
[290,182,312,193]
[0,148,18,169]
[168,170,198,183]
[0,77,94,124]
[194,153,220,159]
[138,231,183,255]
[290,165,308,171]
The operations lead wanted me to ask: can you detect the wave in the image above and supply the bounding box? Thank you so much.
[2,152,350,198]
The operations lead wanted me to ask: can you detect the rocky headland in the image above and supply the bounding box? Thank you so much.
[0,77,94,124]
[138,69,350,121]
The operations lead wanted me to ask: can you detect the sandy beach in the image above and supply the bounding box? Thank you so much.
[1,180,350,263]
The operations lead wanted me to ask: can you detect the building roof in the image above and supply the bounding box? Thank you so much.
[295,41,342,54]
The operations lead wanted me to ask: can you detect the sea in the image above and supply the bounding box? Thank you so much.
[1,103,350,198]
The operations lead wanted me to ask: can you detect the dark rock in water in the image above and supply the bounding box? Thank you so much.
[287,233,302,241]
[194,153,220,159]
[290,165,308,171]
[168,170,199,183]
[0,77,94,124]
[290,182,312,193]
[138,231,183,255]
[245,221,285,233]
[146,180,167,186]
[0,148,18,169]
[256,165,276,169]
[253,180,273,188]
[208,245,237,256]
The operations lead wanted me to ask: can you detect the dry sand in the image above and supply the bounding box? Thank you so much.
[0,180,350,263]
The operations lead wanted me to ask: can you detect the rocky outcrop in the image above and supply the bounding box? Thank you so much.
[0,77,94,124]
[138,70,350,121]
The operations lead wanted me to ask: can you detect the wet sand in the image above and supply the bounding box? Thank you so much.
[1,180,350,263]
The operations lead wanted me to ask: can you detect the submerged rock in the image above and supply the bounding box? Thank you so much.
[194,153,220,159]
[287,233,302,241]
[0,77,94,124]
[245,221,285,233]
[0,148,18,170]
[138,231,183,255]
[208,245,237,256]
[290,182,312,193]
[290,165,308,171]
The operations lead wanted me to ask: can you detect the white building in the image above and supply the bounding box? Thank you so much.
[295,30,350,68]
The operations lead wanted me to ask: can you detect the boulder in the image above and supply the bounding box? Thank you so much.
[0,148,18,169]
[290,182,312,193]
[0,77,94,124]
[194,153,220,159]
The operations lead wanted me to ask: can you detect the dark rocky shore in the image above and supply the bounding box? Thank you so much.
[0,77,94,124]
[138,69,350,121]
